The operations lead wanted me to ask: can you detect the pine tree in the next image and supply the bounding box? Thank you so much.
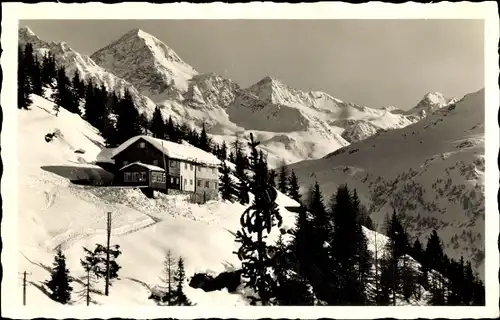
[18,45,32,109]
[199,123,210,152]
[160,249,177,305]
[80,246,102,305]
[52,66,79,114]
[425,230,445,273]
[330,185,370,305]
[267,169,277,188]
[234,134,283,306]
[31,56,44,96]
[219,141,228,160]
[278,160,289,194]
[45,247,73,304]
[41,51,57,87]
[115,90,141,144]
[219,161,236,202]
[232,135,247,179]
[173,257,191,306]
[72,70,86,100]
[287,170,301,203]
[305,182,334,303]
[273,234,315,305]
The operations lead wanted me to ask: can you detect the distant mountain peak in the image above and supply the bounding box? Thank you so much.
[19,26,36,37]
[91,28,198,100]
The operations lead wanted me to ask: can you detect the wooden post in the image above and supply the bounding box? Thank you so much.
[23,271,27,306]
[105,212,111,296]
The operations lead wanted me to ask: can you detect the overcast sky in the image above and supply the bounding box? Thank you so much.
[21,19,484,110]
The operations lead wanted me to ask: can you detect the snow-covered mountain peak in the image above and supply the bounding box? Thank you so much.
[91,29,198,101]
[19,25,36,37]
[407,91,451,115]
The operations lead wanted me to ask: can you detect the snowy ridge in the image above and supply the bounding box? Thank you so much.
[19,93,443,307]
[90,28,198,102]
[18,27,156,117]
[290,88,485,280]
[20,27,458,168]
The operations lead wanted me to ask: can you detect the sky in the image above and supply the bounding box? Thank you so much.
[20,19,484,110]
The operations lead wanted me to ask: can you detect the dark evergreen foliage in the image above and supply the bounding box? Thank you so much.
[234,133,283,305]
[287,170,301,203]
[219,161,236,202]
[45,248,73,304]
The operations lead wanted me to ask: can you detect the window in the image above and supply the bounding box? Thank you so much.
[190,179,193,185]
[153,159,159,166]
[138,142,146,149]
[212,168,215,174]
[176,178,179,184]
[124,172,131,182]
[197,180,201,187]
[171,177,174,183]
[170,160,176,168]
[190,164,193,171]
[198,166,201,172]
[184,178,187,187]
[205,181,209,188]
[138,172,147,182]
[185,163,188,169]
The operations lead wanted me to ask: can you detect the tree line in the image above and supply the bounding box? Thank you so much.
[229,134,485,306]
[18,42,238,157]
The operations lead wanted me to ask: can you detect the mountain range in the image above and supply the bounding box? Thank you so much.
[18,26,484,280]
[19,26,456,168]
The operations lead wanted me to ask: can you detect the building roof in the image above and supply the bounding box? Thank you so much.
[111,135,221,166]
[96,147,116,164]
[119,161,166,172]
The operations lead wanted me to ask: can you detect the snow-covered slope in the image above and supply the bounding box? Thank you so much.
[289,88,485,280]
[18,26,156,117]
[18,93,441,308]
[17,93,300,307]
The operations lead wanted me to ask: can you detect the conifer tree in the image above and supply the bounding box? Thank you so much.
[330,185,370,305]
[219,161,236,202]
[31,56,44,96]
[234,134,283,306]
[425,230,445,272]
[173,257,191,306]
[45,247,73,304]
[267,169,277,188]
[304,182,334,302]
[150,106,165,139]
[199,123,210,152]
[160,249,177,305]
[18,45,32,109]
[219,141,228,160]
[41,52,57,87]
[115,90,141,144]
[52,66,79,114]
[278,160,289,194]
[72,70,86,100]
[287,170,301,202]
[232,135,247,179]
[272,234,315,305]
[80,247,102,305]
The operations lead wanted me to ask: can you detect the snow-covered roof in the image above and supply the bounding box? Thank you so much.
[119,161,166,172]
[112,135,221,166]
[96,148,116,164]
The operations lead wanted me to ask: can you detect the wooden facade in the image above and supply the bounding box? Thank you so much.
[112,136,219,203]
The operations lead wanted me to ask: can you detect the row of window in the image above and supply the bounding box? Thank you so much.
[122,159,217,174]
[124,172,147,183]
[124,170,218,190]
[151,172,166,183]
